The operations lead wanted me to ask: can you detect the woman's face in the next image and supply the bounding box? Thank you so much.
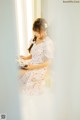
[33,31,40,39]
[33,30,46,40]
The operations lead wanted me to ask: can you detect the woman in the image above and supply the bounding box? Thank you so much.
[19,18,54,95]
[19,18,54,120]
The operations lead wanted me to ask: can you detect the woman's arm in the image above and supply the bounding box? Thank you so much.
[20,54,32,60]
[24,60,50,70]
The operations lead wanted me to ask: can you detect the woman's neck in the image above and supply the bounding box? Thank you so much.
[35,35,47,45]
[37,34,47,42]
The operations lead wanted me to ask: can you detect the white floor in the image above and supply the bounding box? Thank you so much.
[19,91,54,120]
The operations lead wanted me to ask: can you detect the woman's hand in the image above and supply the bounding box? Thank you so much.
[25,64,35,70]
[20,54,32,60]
[23,64,35,70]
[24,61,49,70]
[20,56,25,59]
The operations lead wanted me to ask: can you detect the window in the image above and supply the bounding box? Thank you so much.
[15,0,41,55]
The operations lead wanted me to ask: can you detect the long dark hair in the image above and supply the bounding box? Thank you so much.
[28,18,48,53]
[28,35,37,53]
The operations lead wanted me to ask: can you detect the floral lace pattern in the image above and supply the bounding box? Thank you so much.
[19,36,53,95]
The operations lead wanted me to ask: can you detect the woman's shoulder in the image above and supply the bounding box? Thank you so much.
[44,36,55,52]
[44,36,53,45]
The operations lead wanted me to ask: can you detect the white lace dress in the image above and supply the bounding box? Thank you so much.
[19,36,54,120]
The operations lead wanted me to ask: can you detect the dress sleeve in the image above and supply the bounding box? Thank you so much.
[43,39,54,61]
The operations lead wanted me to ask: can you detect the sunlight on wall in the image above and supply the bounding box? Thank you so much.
[15,0,41,55]
[15,0,33,55]
[15,0,24,55]
[25,0,33,46]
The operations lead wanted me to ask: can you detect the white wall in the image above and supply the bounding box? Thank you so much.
[41,1,80,120]
[0,0,21,120]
